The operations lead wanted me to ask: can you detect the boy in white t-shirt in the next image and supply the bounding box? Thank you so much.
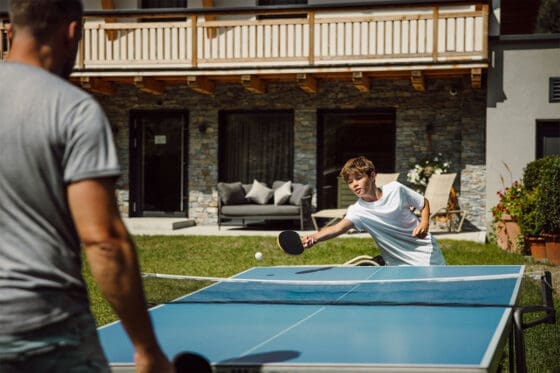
[303,156,446,266]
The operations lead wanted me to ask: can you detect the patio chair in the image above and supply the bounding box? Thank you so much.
[422,173,467,233]
[343,254,385,266]
[311,173,400,230]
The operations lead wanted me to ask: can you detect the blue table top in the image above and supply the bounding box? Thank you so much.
[99,265,524,372]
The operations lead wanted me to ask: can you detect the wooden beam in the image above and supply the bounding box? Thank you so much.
[471,68,482,89]
[297,73,317,94]
[80,77,115,96]
[187,76,215,95]
[410,70,425,91]
[352,72,370,92]
[100,0,114,9]
[134,77,164,95]
[100,0,116,41]
[201,0,217,38]
[241,75,265,94]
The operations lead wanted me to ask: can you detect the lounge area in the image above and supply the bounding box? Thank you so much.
[217,180,313,230]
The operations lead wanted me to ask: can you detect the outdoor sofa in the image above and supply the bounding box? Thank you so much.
[217,180,312,230]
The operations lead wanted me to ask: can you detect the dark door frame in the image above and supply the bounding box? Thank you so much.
[317,108,396,210]
[129,109,189,217]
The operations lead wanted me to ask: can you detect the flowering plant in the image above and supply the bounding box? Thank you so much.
[407,153,451,193]
[491,180,525,222]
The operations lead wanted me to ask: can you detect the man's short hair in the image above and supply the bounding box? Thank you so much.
[339,156,376,182]
[9,0,83,43]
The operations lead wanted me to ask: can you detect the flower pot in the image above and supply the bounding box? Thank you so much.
[495,214,521,252]
[526,236,546,260]
[542,233,560,266]
[494,220,509,251]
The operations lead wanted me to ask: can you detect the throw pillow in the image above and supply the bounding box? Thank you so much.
[245,179,273,204]
[289,183,311,205]
[274,181,292,205]
[217,182,247,205]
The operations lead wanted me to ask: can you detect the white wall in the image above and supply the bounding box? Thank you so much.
[486,40,560,225]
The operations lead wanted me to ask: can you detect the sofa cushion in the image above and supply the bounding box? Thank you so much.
[272,180,290,190]
[245,179,274,204]
[217,182,247,205]
[290,183,312,205]
[221,204,301,216]
[274,181,292,205]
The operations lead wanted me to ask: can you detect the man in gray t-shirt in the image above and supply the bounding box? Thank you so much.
[0,1,172,372]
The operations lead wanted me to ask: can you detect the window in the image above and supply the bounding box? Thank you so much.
[142,0,187,8]
[550,77,560,103]
[257,0,307,19]
[219,111,293,185]
[141,0,187,22]
[500,0,560,34]
[537,120,560,158]
[258,0,307,6]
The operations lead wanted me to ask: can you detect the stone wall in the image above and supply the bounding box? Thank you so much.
[95,77,487,229]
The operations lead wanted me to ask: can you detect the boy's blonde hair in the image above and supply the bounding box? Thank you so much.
[339,156,376,182]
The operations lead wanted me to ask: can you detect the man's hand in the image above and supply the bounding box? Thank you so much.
[135,349,174,373]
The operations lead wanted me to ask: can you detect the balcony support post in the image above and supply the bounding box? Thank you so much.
[80,77,115,96]
[134,77,164,95]
[241,75,265,94]
[411,70,425,91]
[471,68,482,89]
[297,73,317,94]
[308,11,315,65]
[187,76,215,95]
[352,72,370,93]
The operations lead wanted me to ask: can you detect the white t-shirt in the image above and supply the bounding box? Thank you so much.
[345,182,446,266]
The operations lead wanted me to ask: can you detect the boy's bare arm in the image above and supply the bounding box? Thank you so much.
[67,178,172,373]
[303,218,354,248]
[412,198,430,238]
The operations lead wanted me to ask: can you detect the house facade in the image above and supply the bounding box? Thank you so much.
[1,0,493,229]
[486,0,560,223]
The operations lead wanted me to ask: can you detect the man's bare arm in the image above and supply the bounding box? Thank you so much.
[67,178,172,373]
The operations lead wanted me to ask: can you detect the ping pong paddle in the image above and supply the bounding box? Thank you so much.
[173,352,212,373]
[277,230,305,255]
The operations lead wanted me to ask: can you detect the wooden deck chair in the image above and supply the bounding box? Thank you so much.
[422,173,467,232]
[311,173,400,230]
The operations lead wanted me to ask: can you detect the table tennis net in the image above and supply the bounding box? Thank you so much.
[143,273,521,308]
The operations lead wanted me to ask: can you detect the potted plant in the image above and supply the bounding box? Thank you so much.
[517,187,545,258]
[491,180,524,253]
[518,158,553,259]
[407,153,451,194]
[535,155,560,265]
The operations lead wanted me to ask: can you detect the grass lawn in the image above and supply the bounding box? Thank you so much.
[84,236,560,372]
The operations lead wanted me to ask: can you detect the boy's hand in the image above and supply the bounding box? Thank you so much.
[302,235,315,248]
[412,224,428,239]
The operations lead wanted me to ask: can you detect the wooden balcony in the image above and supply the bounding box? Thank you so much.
[1,3,488,95]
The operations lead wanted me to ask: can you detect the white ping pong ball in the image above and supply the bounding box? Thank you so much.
[255,251,263,261]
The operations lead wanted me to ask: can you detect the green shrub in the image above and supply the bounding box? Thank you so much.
[535,0,560,33]
[535,156,560,234]
[522,156,558,191]
[517,187,541,237]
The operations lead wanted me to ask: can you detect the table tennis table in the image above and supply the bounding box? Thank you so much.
[99,265,532,372]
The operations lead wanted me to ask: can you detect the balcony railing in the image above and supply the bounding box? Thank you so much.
[1,3,488,77]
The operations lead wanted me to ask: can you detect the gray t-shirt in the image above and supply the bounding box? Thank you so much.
[0,62,121,334]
